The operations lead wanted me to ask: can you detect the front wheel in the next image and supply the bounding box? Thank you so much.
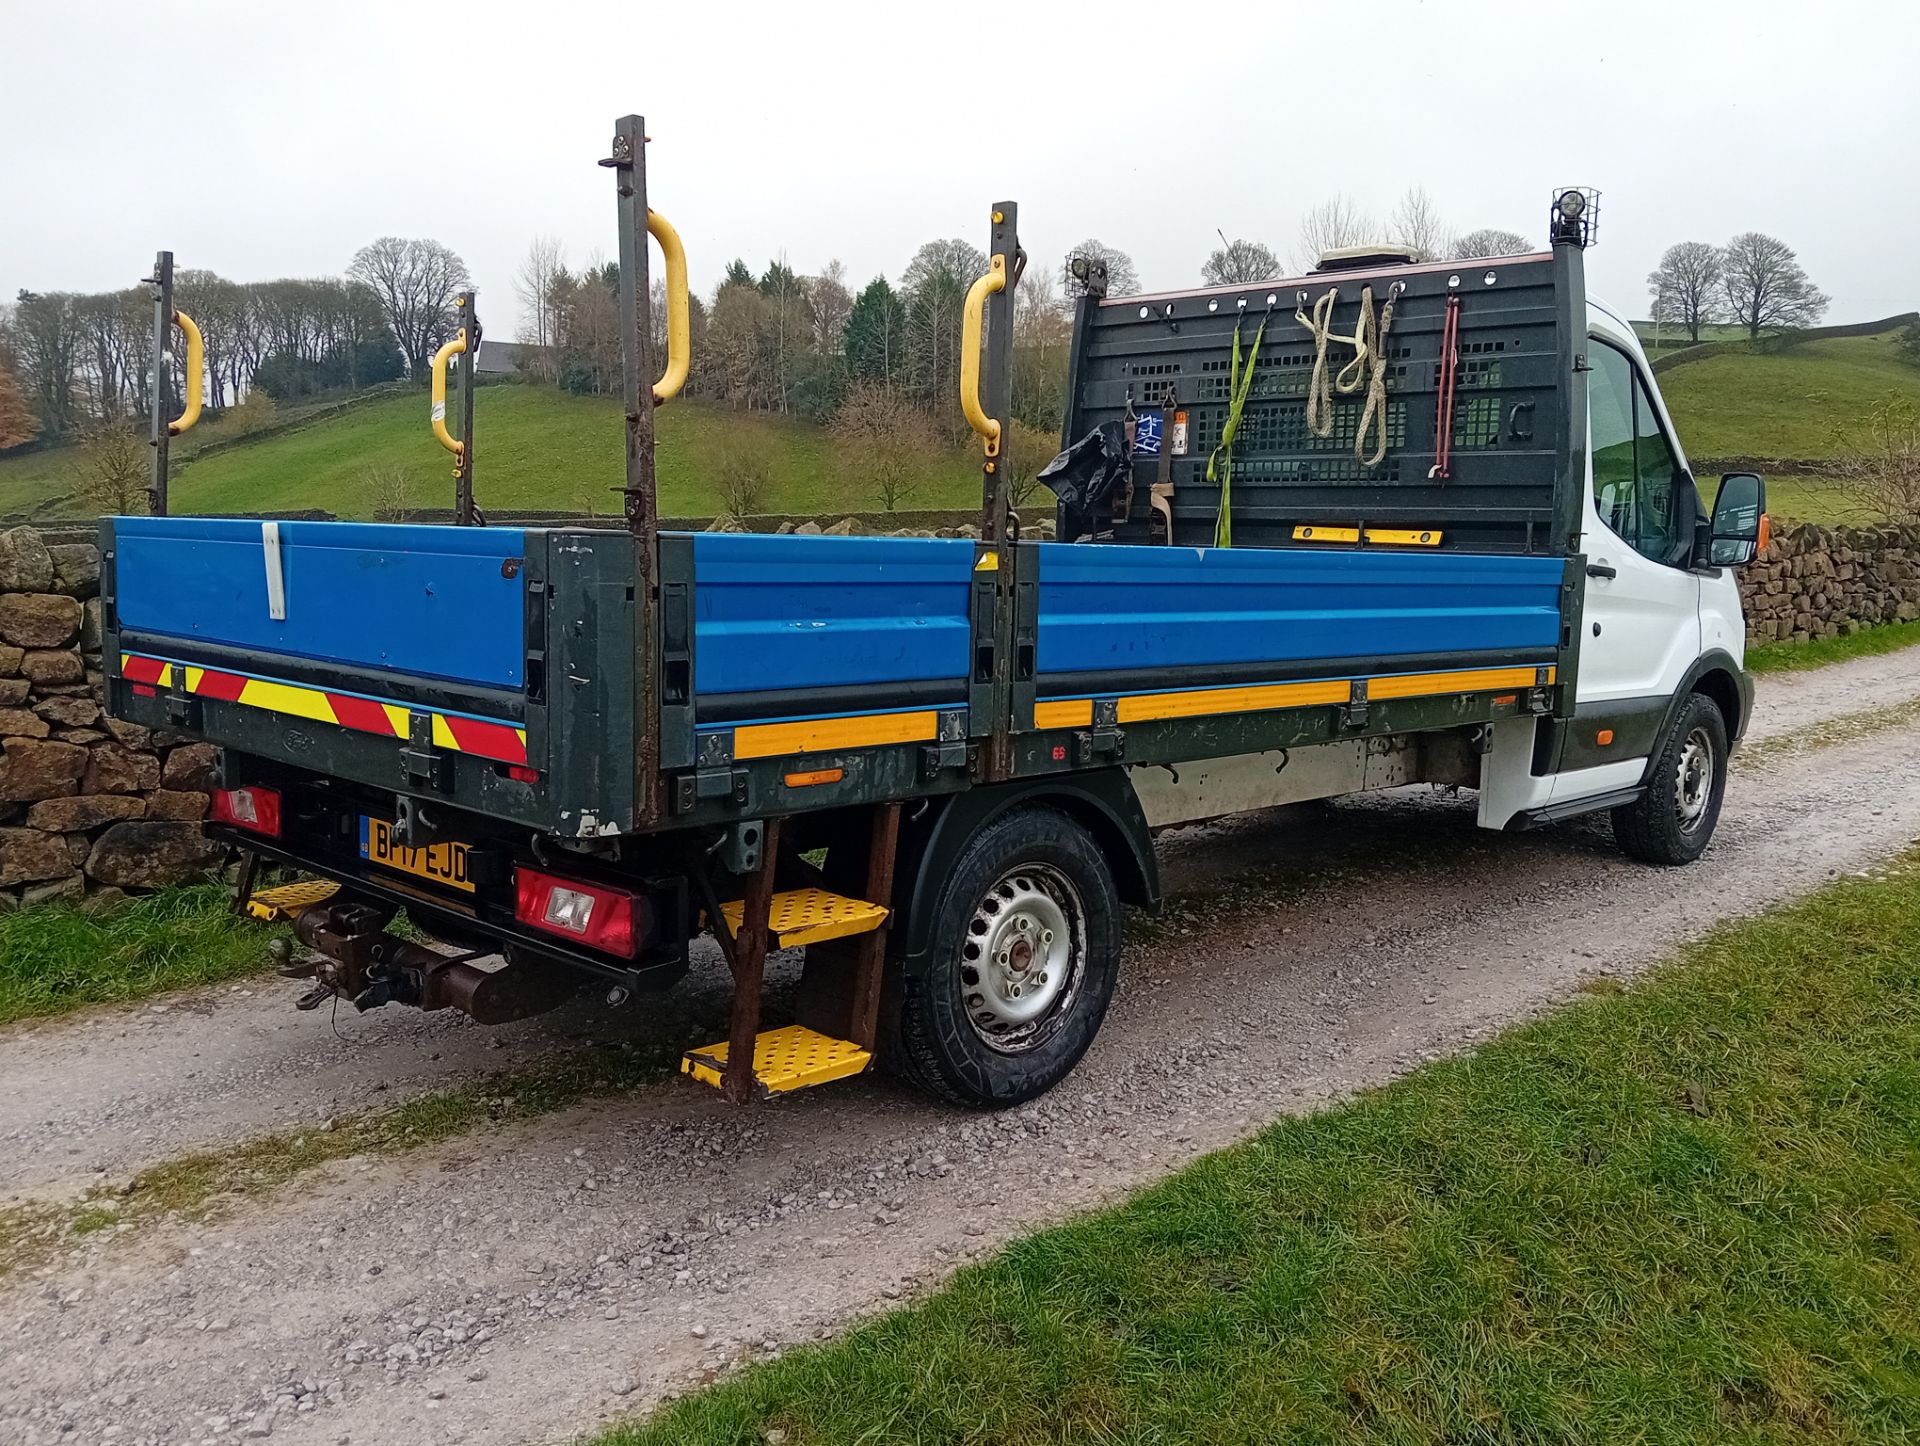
[887,805,1121,1108]
[1612,692,1729,865]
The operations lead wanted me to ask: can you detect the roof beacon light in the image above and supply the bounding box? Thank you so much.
[1548,187,1600,249]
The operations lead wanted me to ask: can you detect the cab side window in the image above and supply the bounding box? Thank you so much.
[1587,341,1695,567]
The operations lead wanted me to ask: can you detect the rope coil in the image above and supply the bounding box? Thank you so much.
[1295,282,1403,467]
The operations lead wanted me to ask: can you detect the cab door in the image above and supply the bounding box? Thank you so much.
[1552,333,1700,799]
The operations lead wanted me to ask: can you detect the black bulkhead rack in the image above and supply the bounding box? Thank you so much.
[1058,246,1590,557]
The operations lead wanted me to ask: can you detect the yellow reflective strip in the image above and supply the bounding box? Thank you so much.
[733,710,937,760]
[184,666,206,692]
[1367,665,1544,700]
[1034,699,1092,729]
[238,677,339,724]
[516,728,528,749]
[381,703,412,738]
[975,551,1000,571]
[1117,678,1350,723]
[431,714,460,750]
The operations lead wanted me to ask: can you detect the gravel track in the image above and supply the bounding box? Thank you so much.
[3,646,1919,1446]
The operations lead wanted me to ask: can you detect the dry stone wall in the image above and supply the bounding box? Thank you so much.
[1737,521,1920,644]
[0,526,220,909]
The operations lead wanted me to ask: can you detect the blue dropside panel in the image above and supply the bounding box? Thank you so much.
[1036,543,1563,677]
[114,518,529,689]
[691,533,975,696]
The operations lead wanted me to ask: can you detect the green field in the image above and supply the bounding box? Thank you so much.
[1658,331,1920,459]
[609,854,1920,1445]
[0,388,981,521]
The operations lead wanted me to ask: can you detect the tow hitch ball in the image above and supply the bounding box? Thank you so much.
[277,902,570,1025]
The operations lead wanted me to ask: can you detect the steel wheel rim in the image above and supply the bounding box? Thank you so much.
[1674,726,1715,832]
[960,862,1085,1054]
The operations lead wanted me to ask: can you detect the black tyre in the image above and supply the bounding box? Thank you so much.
[888,805,1122,1108]
[1612,692,1730,865]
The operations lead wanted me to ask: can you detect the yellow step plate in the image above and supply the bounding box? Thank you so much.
[682,1024,873,1094]
[715,887,889,949]
[246,878,340,921]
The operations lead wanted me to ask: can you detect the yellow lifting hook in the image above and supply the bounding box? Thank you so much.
[429,322,469,458]
[960,253,1007,456]
[168,309,203,436]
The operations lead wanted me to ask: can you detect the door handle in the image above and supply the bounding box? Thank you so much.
[1586,562,1617,579]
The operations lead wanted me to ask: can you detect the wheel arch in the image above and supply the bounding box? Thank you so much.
[893,771,1159,962]
[1641,651,1750,789]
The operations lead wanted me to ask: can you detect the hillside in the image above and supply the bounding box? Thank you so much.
[0,388,982,522]
[1,328,1913,525]
[1654,330,1920,458]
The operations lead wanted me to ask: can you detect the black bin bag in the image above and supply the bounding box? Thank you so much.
[1036,421,1130,542]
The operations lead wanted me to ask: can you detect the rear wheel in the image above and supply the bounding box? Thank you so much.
[888,805,1121,1108]
[1612,692,1729,865]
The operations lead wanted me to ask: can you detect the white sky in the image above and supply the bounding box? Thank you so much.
[2,0,1914,329]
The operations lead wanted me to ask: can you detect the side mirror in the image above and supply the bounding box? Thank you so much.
[1707,471,1768,567]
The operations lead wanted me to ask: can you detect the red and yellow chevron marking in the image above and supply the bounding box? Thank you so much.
[120,653,529,767]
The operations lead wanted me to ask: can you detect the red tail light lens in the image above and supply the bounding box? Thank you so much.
[210,786,281,837]
[513,867,643,956]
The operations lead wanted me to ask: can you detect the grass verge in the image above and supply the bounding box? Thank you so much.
[0,885,280,1028]
[1748,618,1920,675]
[606,852,1920,1445]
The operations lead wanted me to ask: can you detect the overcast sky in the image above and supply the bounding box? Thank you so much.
[3,0,1914,332]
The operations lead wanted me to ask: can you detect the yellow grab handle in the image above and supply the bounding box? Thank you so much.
[430,328,469,456]
[959,254,1007,456]
[168,309,204,437]
[648,209,691,403]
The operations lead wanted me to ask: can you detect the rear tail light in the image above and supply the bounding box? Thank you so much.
[513,867,644,956]
[210,785,281,837]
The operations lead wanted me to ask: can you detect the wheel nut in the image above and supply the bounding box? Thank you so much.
[967,993,983,1008]
[1036,972,1049,986]
[1010,985,1023,998]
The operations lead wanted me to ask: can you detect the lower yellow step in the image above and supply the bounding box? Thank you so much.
[682,1024,872,1094]
[713,887,889,949]
[246,878,340,921]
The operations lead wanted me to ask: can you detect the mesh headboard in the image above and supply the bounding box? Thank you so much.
[1061,252,1571,554]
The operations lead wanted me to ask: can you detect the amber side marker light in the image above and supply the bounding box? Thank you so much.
[1596,729,1615,746]
[784,767,845,788]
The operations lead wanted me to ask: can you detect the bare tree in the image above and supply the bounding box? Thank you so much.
[1202,234,1281,286]
[714,433,777,520]
[70,424,148,514]
[1012,269,1070,431]
[363,462,419,523]
[1719,232,1829,339]
[1063,239,1140,298]
[1645,241,1724,342]
[1450,228,1533,259]
[515,236,564,381]
[809,259,854,355]
[1389,187,1447,261]
[1830,395,1920,523]
[348,237,472,381]
[0,339,41,450]
[1293,196,1377,271]
[830,382,938,511]
[1002,418,1057,511]
[901,238,986,417]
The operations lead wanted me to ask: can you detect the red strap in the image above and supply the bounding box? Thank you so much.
[1431,293,1462,481]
